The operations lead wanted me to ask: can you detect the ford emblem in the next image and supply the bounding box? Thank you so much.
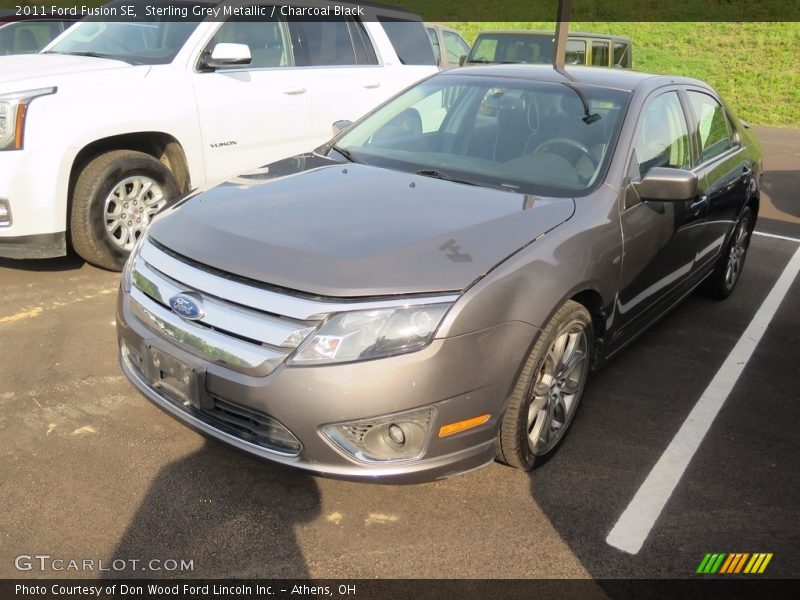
[168,293,205,320]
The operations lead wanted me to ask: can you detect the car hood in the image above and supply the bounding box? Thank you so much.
[0,53,132,88]
[149,156,575,298]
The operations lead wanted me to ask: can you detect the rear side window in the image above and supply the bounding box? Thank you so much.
[687,91,735,163]
[633,91,690,177]
[565,40,586,65]
[289,17,377,66]
[591,41,609,66]
[613,42,630,67]
[378,17,436,65]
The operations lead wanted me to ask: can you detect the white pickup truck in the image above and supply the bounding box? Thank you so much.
[0,0,437,269]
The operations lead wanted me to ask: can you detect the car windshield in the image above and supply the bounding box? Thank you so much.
[334,74,631,197]
[46,4,208,65]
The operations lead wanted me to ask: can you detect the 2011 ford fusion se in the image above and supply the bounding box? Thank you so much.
[116,65,761,483]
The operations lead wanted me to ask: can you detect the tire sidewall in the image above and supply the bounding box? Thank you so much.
[76,153,179,270]
[514,303,594,469]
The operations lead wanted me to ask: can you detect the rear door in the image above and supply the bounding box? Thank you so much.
[287,15,385,138]
[683,88,751,273]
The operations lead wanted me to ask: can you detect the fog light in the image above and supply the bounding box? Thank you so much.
[388,424,405,445]
[0,199,11,226]
[321,407,436,463]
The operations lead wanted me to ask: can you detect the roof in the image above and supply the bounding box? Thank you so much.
[474,29,631,43]
[444,64,708,93]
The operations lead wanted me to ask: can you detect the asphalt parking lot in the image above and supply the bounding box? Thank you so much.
[0,126,797,581]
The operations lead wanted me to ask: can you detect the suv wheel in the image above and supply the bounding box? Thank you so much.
[70,150,179,270]
[496,300,593,470]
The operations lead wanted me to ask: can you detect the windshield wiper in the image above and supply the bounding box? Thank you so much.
[331,145,360,163]
[44,50,141,65]
[415,168,483,187]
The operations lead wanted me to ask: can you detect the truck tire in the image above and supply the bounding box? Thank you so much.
[496,300,593,470]
[70,150,179,270]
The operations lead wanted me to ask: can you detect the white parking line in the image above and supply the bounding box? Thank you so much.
[606,245,800,555]
[753,230,800,244]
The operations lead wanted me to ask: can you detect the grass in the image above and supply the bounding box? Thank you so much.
[440,22,800,128]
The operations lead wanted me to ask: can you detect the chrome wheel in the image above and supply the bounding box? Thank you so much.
[104,176,166,251]
[527,322,589,456]
[725,216,751,290]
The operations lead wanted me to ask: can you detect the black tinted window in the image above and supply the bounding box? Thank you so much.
[687,91,734,163]
[378,17,436,65]
[290,17,376,66]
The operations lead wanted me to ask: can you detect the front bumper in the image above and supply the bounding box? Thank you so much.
[117,288,538,484]
[0,149,68,259]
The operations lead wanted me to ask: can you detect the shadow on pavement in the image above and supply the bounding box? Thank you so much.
[110,440,320,578]
[0,254,85,272]
[762,171,800,219]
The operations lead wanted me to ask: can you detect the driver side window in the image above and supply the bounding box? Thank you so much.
[633,91,690,179]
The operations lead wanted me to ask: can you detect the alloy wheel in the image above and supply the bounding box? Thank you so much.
[104,176,166,251]
[526,322,589,455]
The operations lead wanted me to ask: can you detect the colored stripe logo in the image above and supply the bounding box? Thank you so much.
[696,552,773,574]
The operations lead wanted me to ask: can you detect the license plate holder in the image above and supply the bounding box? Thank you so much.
[142,344,209,410]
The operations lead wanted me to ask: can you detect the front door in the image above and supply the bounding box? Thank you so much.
[613,89,704,345]
[191,5,312,184]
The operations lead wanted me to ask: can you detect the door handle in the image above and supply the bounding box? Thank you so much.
[282,86,307,95]
[362,81,381,89]
[690,195,708,212]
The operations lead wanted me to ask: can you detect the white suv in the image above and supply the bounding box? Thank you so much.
[0,1,437,269]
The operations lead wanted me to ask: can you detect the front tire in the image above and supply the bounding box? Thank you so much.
[496,300,593,470]
[70,150,179,270]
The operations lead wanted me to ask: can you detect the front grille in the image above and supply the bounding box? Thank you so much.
[203,396,302,455]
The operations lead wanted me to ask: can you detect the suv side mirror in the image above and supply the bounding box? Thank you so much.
[458,55,467,66]
[203,43,252,68]
[633,167,698,202]
[332,120,353,136]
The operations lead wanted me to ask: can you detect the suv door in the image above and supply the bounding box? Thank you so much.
[442,29,469,68]
[684,89,751,274]
[191,5,312,183]
[614,89,704,345]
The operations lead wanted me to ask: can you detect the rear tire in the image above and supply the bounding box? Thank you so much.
[700,207,753,300]
[496,300,593,470]
[70,150,179,271]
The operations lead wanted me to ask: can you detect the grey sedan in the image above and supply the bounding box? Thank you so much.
[117,65,761,482]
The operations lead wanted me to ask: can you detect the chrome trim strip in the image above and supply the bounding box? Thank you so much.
[140,240,459,320]
[133,257,314,349]
[129,287,286,376]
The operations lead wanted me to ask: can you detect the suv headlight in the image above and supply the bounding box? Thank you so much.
[288,302,452,365]
[0,87,57,150]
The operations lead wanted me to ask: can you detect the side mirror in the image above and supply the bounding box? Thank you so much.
[331,119,353,137]
[203,43,251,68]
[458,54,467,66]
[633,167,698,202]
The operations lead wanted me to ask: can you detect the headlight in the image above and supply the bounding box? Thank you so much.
[288,302,452,365]
[0,87,57,151]
[121,234,147,292]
